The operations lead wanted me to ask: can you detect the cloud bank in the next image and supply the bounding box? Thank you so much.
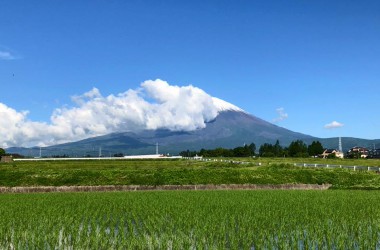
[0,79,224,148]
[273,107,288,123]
[324,121,344,129]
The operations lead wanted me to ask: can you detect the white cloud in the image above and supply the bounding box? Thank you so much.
[0,103,50,148]
[324,121,344,129]
[0,51,16,60]
[0,79,222,147]
[273,107,288,123]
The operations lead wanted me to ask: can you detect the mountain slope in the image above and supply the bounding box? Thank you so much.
[6,101,379,157]
[131,110,315,152]
[9,110,316,156]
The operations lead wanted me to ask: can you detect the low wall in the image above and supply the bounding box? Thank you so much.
[0,184,332,193]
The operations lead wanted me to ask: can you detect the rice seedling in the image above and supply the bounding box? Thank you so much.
[1,190,380,248]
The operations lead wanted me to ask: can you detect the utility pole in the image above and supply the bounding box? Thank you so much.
[156,142,159,155]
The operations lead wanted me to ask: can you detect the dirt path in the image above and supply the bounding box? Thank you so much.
[0,184,332,193]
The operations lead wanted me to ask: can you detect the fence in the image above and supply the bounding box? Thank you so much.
[184,157,380,172]
[183,157,262,166]
[293,163,380,172]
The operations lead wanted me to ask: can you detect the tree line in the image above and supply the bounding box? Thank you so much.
[180,140,324,158]
[180,143,256,158]
[259,140,324,157]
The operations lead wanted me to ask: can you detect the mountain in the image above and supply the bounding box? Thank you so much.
[6,99,380,157]
[6,110,316,157]
[135,110,316,153]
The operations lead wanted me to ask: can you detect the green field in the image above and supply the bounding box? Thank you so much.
[1,190,380,249]
[1,158,380,189]
[2,158,380,248]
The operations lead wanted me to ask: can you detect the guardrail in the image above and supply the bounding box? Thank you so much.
[183,157,262,166]
[293,163,380,172]
[184,157,380,172]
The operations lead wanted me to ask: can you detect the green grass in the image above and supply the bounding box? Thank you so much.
[1,158,380,189]
[1,190,380,248]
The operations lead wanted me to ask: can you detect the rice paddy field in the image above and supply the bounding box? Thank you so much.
[1,190,380,249]
[2,158,380,248]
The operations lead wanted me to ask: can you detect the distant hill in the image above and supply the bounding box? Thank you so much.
[318,137,380,153]
[6,108,380,157]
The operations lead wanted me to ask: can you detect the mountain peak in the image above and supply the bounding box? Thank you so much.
[212,97,245,113]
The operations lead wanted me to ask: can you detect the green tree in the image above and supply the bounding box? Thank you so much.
[288,140,308,157]
[273,140,283,157]
[179,150,198,157]
[233,144,256,157]
[248,143,256,156]
[327,153,337,159]
[182,143,256,158]
[346,151,361,159]
[233,146,245,157]
[259,143,274,157]
[199,148,208,157]
[0,148,5,156]
[308,141,324,157]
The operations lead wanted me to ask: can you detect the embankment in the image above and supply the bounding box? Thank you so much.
[0,183,332,193]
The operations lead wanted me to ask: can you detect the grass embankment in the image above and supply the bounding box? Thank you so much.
[1,190,380,248]
[1,158,380,189]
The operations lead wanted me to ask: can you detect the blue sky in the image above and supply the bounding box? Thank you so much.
[1,0,379,147]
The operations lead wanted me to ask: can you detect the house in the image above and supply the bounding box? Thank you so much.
[320,149,344,159]
[0,155,13,163]
[346,146,369,158]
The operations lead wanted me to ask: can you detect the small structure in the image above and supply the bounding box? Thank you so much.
[0,155,13,163]
[335,151,344,159]
[321,149,344,159]
[347,146,369,158]
[123,154,182,159]
[123,154,165,159]
[193,154,203,160]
